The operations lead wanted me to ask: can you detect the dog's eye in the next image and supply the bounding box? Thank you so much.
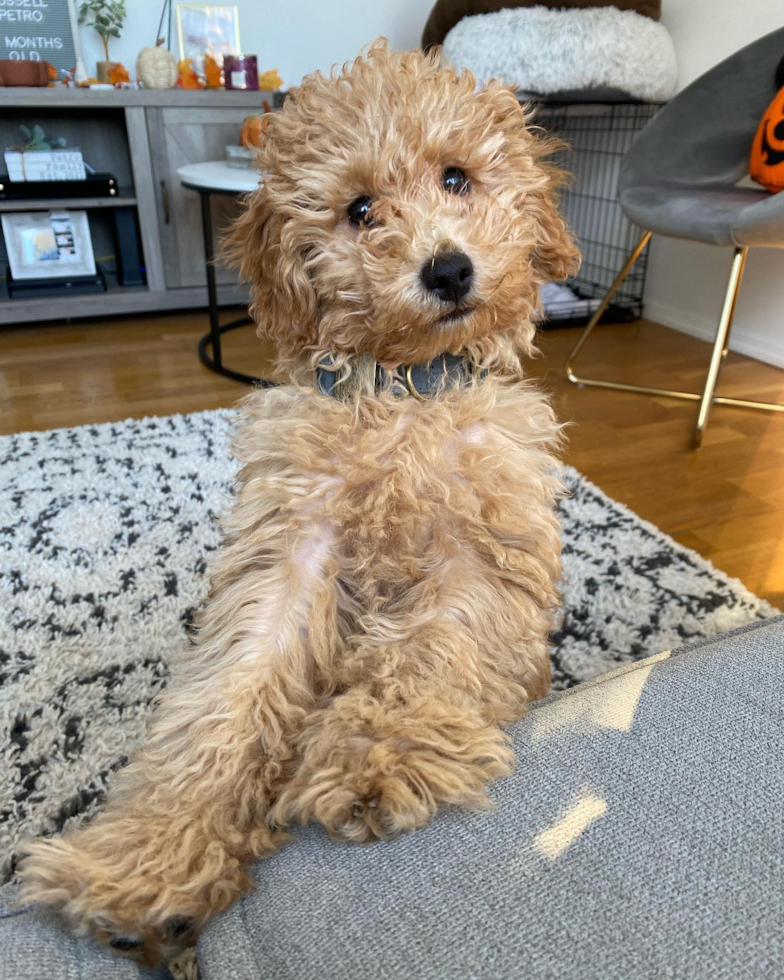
[347,196,375,227]
[442,167,471,195]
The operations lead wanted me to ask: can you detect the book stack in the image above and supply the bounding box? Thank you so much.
[3,149,86,182]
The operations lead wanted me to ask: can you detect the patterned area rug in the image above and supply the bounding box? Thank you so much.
[0,410,776,882]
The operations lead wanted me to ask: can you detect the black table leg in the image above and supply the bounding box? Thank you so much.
[194,187,271,387]
[200,189,225,371]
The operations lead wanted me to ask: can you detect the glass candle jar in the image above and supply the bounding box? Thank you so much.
[224,54,259,91]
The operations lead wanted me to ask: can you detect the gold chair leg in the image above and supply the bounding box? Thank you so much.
[566,231,653,387]
[693,246,747,448]
[565,235,784,448]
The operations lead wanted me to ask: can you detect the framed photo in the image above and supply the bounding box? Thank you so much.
[176,4,240,67]
[1,210,96,280]
[0,0,83,77]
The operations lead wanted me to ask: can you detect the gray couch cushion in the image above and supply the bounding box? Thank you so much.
[1,616,781,978]
[199,615,784,980]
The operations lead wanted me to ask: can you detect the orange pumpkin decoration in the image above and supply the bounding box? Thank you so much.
[750,57,784,194]
[240,113,273,149]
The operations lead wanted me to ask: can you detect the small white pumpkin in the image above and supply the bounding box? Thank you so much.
[136,40,178,89]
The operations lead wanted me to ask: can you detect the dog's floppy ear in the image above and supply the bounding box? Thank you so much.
[224,182,319,354]
[479,83,580,284]
[524,158,581,284]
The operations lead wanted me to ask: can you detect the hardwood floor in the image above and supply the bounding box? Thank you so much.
[1,311,782,607]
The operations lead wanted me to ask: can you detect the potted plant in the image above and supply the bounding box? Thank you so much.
[78,0,127,83]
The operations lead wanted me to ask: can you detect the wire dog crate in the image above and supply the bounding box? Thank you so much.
[532,101,662,327]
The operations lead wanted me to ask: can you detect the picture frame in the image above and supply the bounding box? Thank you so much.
[176,4,241,67]
[0,0,83,77]
[1,210,96,280]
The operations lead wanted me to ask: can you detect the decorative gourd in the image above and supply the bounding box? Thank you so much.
[241,113,273,149]
[750,55,784,194]
[136,39,178,89]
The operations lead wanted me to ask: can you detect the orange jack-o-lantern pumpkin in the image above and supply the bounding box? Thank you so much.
[750,57,784,194]
[240,112,273,150]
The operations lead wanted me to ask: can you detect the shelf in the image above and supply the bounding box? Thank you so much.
[0,196,137,212]
[0,87,259,324]
[0,277,249,325]
[0,274,145,317]
[0,87,277,109]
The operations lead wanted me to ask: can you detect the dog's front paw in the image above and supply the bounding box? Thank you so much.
[99,916,196,965]
[303,741,440,842]
[21,836,199,964]
[274,693,514,841]
[21,823,248,965]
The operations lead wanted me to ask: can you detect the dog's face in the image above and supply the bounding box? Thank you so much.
[229,43,578,374]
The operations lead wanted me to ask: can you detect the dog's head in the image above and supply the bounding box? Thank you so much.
[227,41,578,380]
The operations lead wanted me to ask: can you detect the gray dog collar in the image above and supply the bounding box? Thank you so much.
[316,354,482,400]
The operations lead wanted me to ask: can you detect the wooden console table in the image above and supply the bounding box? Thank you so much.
[0,87,272,326]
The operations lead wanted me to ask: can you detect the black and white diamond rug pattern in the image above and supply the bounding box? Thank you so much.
[0,410,776,881]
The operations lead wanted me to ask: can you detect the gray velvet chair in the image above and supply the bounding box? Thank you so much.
[566,27,784,448]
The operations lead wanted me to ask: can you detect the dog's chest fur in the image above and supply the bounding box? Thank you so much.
[235,379,563,621]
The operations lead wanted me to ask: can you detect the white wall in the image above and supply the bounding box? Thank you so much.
[76,0,425,87]
[647,1,784,368]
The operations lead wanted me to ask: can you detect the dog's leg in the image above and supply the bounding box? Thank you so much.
[275,676,512,842]
[21,509,339,965]
[273,580,550,843]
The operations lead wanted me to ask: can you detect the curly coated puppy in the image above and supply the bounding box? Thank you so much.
[21,41,578,965]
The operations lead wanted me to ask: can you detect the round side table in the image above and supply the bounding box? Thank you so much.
[178,161,271,386]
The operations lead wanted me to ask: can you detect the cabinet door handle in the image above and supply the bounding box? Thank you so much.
[161,179,170,224]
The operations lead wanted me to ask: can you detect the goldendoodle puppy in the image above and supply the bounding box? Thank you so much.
[21,41,578,965]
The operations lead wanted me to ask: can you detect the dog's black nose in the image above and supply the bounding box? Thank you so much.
[421,251,474,304]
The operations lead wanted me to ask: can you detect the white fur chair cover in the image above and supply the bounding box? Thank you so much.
[442,6,677,102]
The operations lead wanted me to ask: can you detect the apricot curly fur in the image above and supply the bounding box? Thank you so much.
[20,39,577,965]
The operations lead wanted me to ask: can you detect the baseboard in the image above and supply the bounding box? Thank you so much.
[644,300,784,370]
